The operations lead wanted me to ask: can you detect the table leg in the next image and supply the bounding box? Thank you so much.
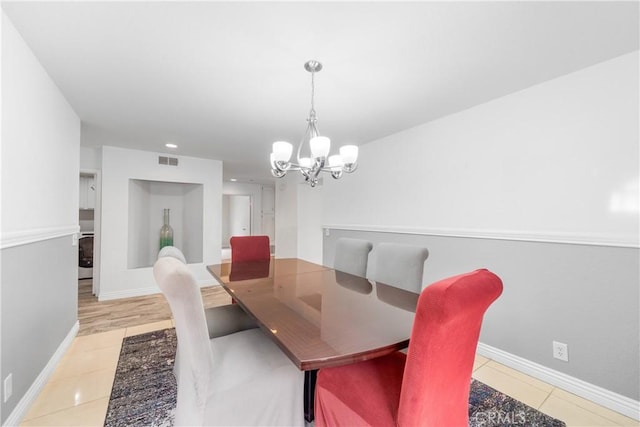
[304,369,318,422]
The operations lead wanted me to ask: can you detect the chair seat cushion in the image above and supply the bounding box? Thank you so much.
[204,328,304,426]
[315,351,406,427]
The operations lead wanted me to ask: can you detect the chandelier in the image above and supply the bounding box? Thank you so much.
[270,60,358,187]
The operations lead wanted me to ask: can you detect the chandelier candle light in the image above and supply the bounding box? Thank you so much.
[270,60,359,187]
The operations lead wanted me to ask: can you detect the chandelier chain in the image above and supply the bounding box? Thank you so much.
[310,68,316,115]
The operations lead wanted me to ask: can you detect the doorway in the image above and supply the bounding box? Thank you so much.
[222,194,252,248]
[78,169,101,297]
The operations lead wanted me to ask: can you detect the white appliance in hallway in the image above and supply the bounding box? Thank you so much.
[78,172,96,280]
[78,232,94,279]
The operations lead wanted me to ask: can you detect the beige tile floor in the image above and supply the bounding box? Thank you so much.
[20,323,639,426]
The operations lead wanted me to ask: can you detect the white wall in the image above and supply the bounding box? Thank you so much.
[323,52,639,248]
[274,175,298,258]
[1,14,80,238]
[80,146,101,171]
[297,183,324,264]
[99,146,222,300]
[273,175,324,263]
[1,11,80,423]
[317,51,640,409]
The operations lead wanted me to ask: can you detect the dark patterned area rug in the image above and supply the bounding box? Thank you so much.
[105,329,177,427]
[104,328,565,427]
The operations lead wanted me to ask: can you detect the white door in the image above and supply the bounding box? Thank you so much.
[261,186,275,243]
[229,195,251,237]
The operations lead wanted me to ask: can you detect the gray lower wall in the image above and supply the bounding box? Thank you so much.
[323,229,640,401]
[1,236,78,423]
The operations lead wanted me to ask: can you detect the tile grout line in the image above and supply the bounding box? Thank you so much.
[537,386,554,410]
[546,388,630,426]
[22,396,111,425]
[484,360,555,394]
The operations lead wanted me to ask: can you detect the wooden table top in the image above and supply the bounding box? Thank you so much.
[207,258,418,371]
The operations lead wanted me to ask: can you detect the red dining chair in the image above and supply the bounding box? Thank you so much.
[314,269,503,427]
[229,235,271,263]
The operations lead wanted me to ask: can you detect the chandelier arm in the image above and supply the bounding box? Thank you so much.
[343,163,358,173]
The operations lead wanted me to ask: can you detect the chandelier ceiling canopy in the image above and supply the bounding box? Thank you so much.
[270,60,358,187]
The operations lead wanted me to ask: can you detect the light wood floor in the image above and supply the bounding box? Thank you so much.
[77,278,231,335]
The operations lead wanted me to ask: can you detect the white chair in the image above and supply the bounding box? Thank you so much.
[158,245,187,264]
[371,243,429,293]
[157,246,256,335]
[153,256,304,426]
[333,238,373,277]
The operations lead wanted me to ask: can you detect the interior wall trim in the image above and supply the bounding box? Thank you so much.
[4,321,79,427]
[477,342,640,421]
[0,225,79,250]
[98,279,218,301]
[323,224,639,249]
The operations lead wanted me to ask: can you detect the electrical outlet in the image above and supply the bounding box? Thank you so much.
[553,341,569,362]
[4,374,12,402]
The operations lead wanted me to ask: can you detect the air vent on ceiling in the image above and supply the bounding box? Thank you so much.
[159,156,179,166]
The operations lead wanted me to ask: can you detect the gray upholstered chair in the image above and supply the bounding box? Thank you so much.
[153,256,304,426]
[333,238,373,277]
[371,243,429,293]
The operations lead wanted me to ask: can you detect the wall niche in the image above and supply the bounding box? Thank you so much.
[127,179,203,268]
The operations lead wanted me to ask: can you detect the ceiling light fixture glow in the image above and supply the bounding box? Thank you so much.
[270,60,358,187]
[165,143,178,149]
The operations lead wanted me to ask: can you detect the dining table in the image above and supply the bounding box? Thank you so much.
[207,257,419,421]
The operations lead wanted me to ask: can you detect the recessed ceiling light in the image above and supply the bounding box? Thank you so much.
[165,143,178,149]
[230,178,237,182]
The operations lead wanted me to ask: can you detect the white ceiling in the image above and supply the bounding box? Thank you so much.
[3,1,638,183]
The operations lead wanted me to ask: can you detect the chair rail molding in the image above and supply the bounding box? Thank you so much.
[0,225,80,249]
[322,224,639,249]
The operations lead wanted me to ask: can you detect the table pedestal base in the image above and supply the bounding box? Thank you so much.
[304,370,318,422]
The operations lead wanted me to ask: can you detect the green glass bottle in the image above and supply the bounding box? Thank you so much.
[160,208,174,249]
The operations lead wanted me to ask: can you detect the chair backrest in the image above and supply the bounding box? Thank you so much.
[397,269,503,427]
[153,256,213,426]
[333,238,373,277]
[229,260,271,281]
[334,271,373,295]
[158,245,187,264]
[229,235,271,263]
[371,243,429,293]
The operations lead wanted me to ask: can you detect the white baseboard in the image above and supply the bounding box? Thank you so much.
[477,342,640,421]
[3,321,79,427]
[98,280,219,301]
